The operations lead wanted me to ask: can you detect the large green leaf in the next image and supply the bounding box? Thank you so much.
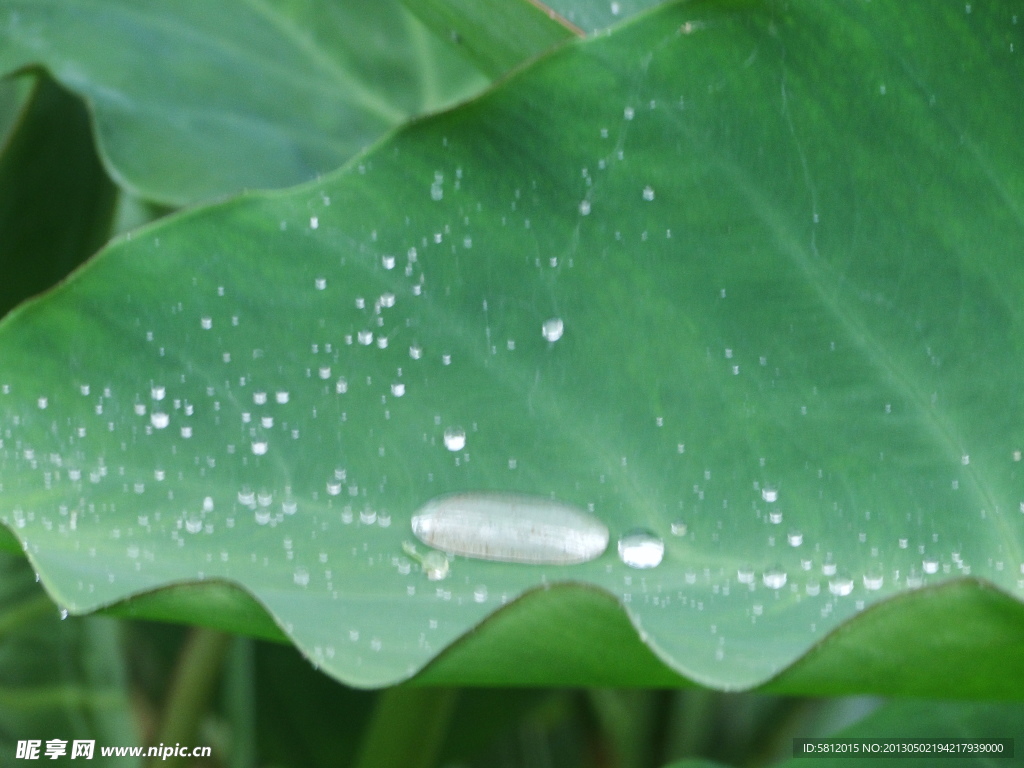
[0,0,1022,693]
[399,0,580,78]
[0,0,486,205]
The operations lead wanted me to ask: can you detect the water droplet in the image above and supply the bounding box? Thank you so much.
[382,255,396,270]
[828,574,854,596]
[787,530,803,547]
[542,318,564,342]
[251,441,268,455]
[150,412,169,429]
[862,564,884,590]
[357,330,374,345]
[276,390,289,404]
[768,510,783,524]
[184,517,202,534]
[410,344,423,360]
[443,427,466,452]
[200,316,212,329]
[922,558,939,574]
[309,216,319,230]
[411,493,609,565]
[391,383,406,397]
[579,200,591,215]
[761,487,778,503]
[473,585,488,603]
[617,529,664,569]
[294,567,310,586]
[670,520,688,536]
[624,106,634,120]
[642,185,655,201]
[380,292,395,308]
[762,566,787,589]
[737,565,755,584]
[315,277,326,290]
[253,391,268,405]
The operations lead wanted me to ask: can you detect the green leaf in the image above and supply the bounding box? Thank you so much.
[0,552,137,764]
[400,0,580,78]
[546,0,670,33]
[0,0,1022,694]
[0,0,486,205]
[0,74,117,319]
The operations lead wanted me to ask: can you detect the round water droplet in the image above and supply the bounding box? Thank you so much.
[276,390,290,404]
[542,318,564,342]
[200,316,212,329]
[443,427,466,452]
[768,510,783,524]
[922,558,939,574]
[382,255,396,270]
[579,200,591,215]
[617,529,664,569]
[421,551,449,580]
[294,567,310,586]
[828,574,855,596]
[391,383,406,397]
[862,564,884,590]
[150,412,169,429]
[380,292,396,308]
[762,566,787,589]
[357,330,373,345]
[737,565,755,584]
[642,185,655,201]
[473,585,488,603]
[315,277,326,290]
[762,487,778,503]
[410,344,423,360]
[251,441,268,455]
[670,520,687,536]
[411,493,609,565]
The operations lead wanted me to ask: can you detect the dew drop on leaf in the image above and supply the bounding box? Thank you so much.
[617,529,664,569]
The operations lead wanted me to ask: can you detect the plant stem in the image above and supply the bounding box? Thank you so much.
[352,686,458,768]
[150,627,232,768]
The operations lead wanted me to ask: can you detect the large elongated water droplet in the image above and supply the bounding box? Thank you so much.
[411,493,608,565]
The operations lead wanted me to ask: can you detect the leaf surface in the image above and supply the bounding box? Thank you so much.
[0,0,1022,692]
[0,0,485,205]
